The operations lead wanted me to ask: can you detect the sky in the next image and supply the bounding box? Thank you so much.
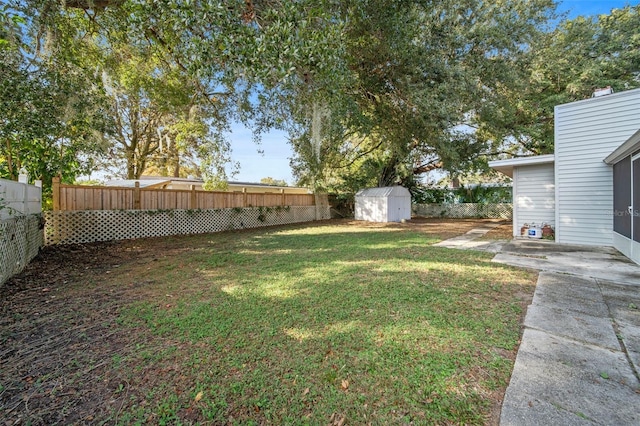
[226,0,639,185]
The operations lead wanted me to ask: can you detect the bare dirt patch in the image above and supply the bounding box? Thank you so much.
[479,221,514,240]
[387,217,507,240]
[0,219,529,425]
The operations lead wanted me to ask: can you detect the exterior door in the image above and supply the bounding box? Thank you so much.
[613,157,632,239]
[634,157,640,243]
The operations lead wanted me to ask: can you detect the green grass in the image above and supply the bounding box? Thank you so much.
[114,223,535,425]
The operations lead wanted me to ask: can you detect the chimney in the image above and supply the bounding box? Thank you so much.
[592,86,614,98]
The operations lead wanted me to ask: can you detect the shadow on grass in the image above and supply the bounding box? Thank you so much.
[113,224,534,424]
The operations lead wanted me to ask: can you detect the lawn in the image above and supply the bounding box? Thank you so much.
[0,219,535,425]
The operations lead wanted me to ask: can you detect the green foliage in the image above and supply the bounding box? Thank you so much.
[0,5,108,197]
[282,0,557,190]
[99,44,231,180]
[480,5,640,158]
[411,187,454,204]
[5,0,640,195]
[453,185,512,204]
[259,177,288,187]
[411,186,512,204]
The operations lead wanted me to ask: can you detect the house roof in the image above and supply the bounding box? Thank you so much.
[355,186,410,197]
[488,154,555,178]
[103,176,309,192]
[604,129,640,165]
[104,179,170,188]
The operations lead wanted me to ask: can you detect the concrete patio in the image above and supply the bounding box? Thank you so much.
[436,228,640,425]
[495,240,640,425]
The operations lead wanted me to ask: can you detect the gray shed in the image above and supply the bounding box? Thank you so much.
[355,186,411,223]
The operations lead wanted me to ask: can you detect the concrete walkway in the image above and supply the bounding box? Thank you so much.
[432,222,507,252]
[436,232,640,425]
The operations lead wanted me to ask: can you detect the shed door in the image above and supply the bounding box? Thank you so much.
[634,157,640,243]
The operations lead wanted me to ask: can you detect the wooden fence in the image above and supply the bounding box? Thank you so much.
[52,177,315,211]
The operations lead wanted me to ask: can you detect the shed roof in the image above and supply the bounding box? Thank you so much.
[604,128,640,165]
[355,186,410,197]
[488,154,555,177]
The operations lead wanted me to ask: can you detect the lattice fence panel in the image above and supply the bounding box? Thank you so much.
[413,203,513,219]
[1,215,43,285]
[44,206,324,245]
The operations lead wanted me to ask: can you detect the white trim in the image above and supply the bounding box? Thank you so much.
[555,87,640,111]
[613,232,632,258]
[488,154,555,178]
[632,238,640,265]
[554,110,561,243]
[613,232,640,265]
[512,167,519,237]
[605,129,640,164]
[633,157,638,243]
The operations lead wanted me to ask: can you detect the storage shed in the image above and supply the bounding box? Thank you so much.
[355,186,411,223]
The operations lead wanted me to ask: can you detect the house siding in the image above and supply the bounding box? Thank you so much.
[514,164,555,235]
[554,89,640,246]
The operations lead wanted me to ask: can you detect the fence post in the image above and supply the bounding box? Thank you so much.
[52,176,61,211]
[18,171,28,213]
[190,185,197,209]
[22,180,28,214]
[314,193,329,220]
[134,181,141,209]
[242,187,247,208]
[280,189,285,206]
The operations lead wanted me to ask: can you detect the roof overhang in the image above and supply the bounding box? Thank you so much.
[604,129,640,165]
[488,154,555,178]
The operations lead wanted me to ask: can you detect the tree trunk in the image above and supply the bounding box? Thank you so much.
[172,155,180,177]
[126,150,136,179]
[4,138,15,179]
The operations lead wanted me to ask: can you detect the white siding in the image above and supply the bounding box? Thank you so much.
[355,196,387,222]
[387,195,411,222]
[555,89,640,246]
[355,186,411,223]
[514,164,555,234]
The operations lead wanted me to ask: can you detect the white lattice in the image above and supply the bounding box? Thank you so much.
[44,206,327,245]
[412,203,513,219]
[1,215,43,285]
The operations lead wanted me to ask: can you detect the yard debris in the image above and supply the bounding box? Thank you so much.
[329,412,347,426]
[341,379,349,390]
